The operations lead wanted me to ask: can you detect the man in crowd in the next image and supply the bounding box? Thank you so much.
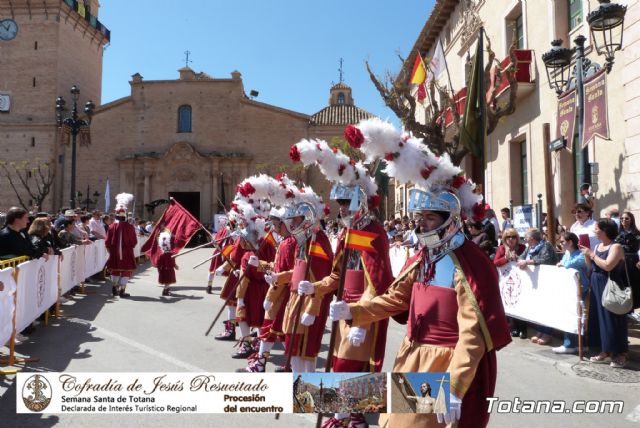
[0,206,47,260]
[89,210,106,240]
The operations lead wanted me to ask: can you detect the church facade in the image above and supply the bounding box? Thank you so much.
[0,0,383,223]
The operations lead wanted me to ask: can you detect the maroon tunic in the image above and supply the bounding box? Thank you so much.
[259,235,297,342]
[235,240,276,328]
[284,231,334,358]
[220,238,246,304]
[105,220,138,277]
[331,220,394,372]
[157,251,177,285]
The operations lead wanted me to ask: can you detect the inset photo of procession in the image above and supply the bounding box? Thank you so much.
[292,372,387,414]
[390,372,450,414]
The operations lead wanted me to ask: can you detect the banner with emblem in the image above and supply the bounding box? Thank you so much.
[498,262,581,333]
[0,267,18,347]
[582,69,610,149]
[15,257,59,333]
[556,88,577,153]
[60,246,79,294]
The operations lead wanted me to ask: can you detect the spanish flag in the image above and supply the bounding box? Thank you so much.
[345,229,378,254]
[308,242,329,261]
[221,243,234,259]
[410,53,427,85]
[264,231,277,248]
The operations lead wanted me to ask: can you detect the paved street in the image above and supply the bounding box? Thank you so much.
[1,248,640,427]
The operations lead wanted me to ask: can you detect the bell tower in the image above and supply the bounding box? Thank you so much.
[0,0,110,211]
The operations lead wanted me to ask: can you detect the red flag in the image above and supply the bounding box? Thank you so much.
[141,199,201,266]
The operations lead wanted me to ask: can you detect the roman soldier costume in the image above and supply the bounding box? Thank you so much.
[105,193,137,298]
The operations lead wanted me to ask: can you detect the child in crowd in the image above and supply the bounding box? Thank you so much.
[157,229,178,297]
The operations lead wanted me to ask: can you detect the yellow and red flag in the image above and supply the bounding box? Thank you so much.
[308,241,330,261]
[410,54,427,85]
[221,243,234,259]
[345,229,378,254]
[264,230,277,248]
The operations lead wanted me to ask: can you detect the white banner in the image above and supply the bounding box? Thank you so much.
[0,267,17,346]
[59,246,79,294]
[17,372,293,414]
[134,236,148,258]
[498,262,581,333]
[15,257,59,333]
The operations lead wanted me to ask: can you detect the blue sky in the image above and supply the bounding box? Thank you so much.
[99,1,434,126]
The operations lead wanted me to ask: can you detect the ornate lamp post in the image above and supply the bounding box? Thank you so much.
[78,185,101,211]
[541,0,626,189]
[55,86,95,208]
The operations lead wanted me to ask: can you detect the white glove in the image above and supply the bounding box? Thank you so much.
[436,393,461,424]
[263,300,273,311]
[237,298,245,308]
[329,300,352,320]
[300,313,316,326]
[248,255,259,267]
[264,272,276,286]
[297,280,314,296]
[347,326,366,347]
[233,269,241,277]
[214,266,225,276]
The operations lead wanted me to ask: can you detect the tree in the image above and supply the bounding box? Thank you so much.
[365,29,520,166]
[0,159,55,211]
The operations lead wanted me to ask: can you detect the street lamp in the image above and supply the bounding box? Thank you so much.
[55,86,95,209]
[541,0,626,185]
[78,185,101,211]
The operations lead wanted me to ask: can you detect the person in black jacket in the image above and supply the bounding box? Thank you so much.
[28,218,56,257]
[0,207,46,260]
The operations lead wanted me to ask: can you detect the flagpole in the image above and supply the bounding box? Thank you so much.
[479,27,487,201]
[316,228,351,428]
[439,38,456,97]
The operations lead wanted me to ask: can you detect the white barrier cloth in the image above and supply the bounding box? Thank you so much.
[17,372,293,414]
[15,257,59,333]
[0,267,17,346]
[498,262,581,333]
[59,247,78,294]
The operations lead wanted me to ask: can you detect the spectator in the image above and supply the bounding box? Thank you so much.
[569,203,599,250]
[89,210,107,240]
[0,207,47,260]
[552,232,589,354]
[79,215,93,240]
[468,220,492,247]
[581,219,629,368]
[28,218,56,258]
[102,214,112,232]
[518,227,558,345]
[58,220,90,248]
[53,207,73,231]
[608,208,621,227]
[137,220,148,236]
[500,207,512,233]
[494,228,527,338]
[478,241,495,259]
[615,211,640,311]
[579,183,594,212]
[145,221,154,234]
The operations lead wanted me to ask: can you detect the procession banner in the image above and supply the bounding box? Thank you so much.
[582,69,610,149]
[556,88,576,153]
[0,267,17,347]
[60,246,79,294]
[512,205,537,237]
[498,262,581,333]
[17,372,292,414]
[15,256,59,333]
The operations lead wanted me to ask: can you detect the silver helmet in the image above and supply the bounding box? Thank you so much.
[282,202,317,243]
[330,184,368,228]
[408,188,464,261]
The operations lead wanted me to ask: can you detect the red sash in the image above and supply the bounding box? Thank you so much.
[407,282,459,347]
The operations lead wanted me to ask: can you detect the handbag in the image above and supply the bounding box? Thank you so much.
[602,257,633,315]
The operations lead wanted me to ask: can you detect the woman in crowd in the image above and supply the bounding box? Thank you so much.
[616,211,640,309]
[79,214,92,240]
[27,218,55,259]
[552,232,589,354]
[518,227,559,345]
[581,219,629,368]
[494,228,527,338]
[468,220,492,247]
